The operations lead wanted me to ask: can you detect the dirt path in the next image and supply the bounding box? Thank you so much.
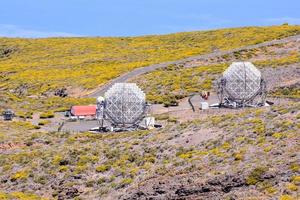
[87,34,300,97]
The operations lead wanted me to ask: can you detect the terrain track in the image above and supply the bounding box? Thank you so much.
[87,34,300,97]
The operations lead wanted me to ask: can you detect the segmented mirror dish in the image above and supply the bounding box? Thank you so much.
[104,83,146,125]
[223,62,261,101]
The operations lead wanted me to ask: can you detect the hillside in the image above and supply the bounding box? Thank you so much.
[1,25,300,112]
[0,25,300,200]
[132,35,300,105]
[0,102,299,199]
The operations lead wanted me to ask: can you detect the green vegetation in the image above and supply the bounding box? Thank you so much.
[0,101,299,199]
[1,25,300,111]
[38,120,51,126]
[1,25,300,199]
[134,52,300,105]
[0,191,45,200]
[133,64,226,105]
[279,195,294,200]
[287,183,298,191]
[11,121,40,130]
[271,84,300,99]
[10,170,31,182]
[290,163,299,172]
[233,152,244,161]
[16,111,33,119]
[292,176,300,184]
[255,51,300,68]
[1,95,95,114]
[246,167,268,185]
[119,178,133,188]
[39,111,54,119]
[272,132,285,139]
[96,165,111,173]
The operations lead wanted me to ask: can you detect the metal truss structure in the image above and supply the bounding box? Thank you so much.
[103,83,147,127]
[217,62,267,108]
[96,96,105,127]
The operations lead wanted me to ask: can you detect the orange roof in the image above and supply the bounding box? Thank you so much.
[71,105,96,116]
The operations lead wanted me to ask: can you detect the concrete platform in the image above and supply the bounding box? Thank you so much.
[61,120,100,132]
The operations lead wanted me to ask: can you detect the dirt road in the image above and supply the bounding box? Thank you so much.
[87,34,300,97]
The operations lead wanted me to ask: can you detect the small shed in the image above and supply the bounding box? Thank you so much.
[70,105,97,118]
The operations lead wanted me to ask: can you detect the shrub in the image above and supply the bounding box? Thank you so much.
[246,167,268,185]
[163,96,179,107]
[12,121,40,130]
[38,120,51,126]
[96,165,111,173]
[292,176,300,184]
[144,156,156,163]
[74,165,87,174]
[39,111,55,119]
[178,153,193,159]
[272,132,285,139]
[233,152,244,161]
[167,117,178,123]
[280,195,293,200]
[154,114,169,121]
[264,146,272,152]
[222,142,231,150]
[287,183,298,191]
[119,178,133,188]
[77,155,99,166]
[11,170,29,181]
[86,180,95,187]
[16,112,33,119]
[11,192,42,200]
[290,163,299,172]
[3,25,300,112]
[97,177,106,185]
[52,155,63,165]
[59,166,69,172]
[265,186,277,194]
[0,192,9,199]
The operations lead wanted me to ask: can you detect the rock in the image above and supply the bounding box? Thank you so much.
[59,159,69,166]
[14,84,28,96]
[72,175,82,179]
[57,187,79,200]
[0,47,16,58]
[175,186,211,196]
[54,88,68,97]
[65,187,79,198]
[261,171,276,179]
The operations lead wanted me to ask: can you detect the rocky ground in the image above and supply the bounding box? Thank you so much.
[0,33,299,200]
[119,103,300,200]
[0,99,299,200]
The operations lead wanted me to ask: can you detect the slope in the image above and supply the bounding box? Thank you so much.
[1,25,300,112]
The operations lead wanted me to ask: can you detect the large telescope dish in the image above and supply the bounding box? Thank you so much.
[217,62,266,108]
[104,83,146,125]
